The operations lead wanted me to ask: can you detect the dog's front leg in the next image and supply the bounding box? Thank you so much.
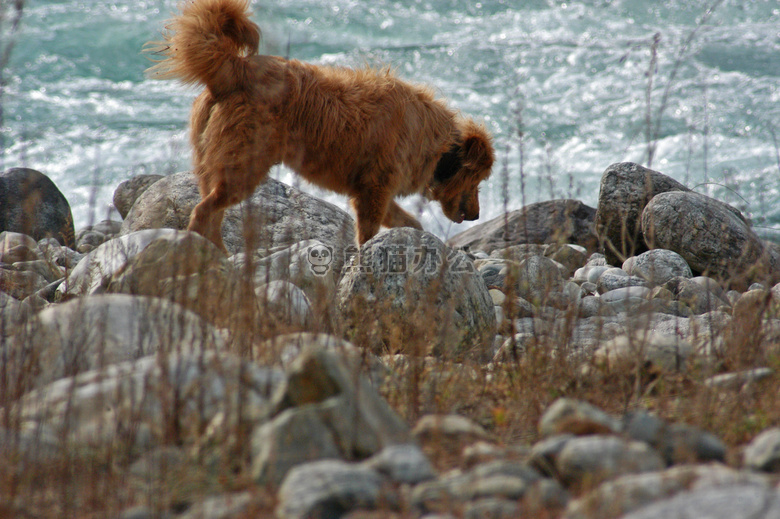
[352,193,391,245]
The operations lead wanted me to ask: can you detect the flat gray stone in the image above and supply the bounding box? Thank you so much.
[743,427,780,472]
[623,249,692,286]
[564,464,771,519]
[276,460,382,519]
[594,331,692,372]
[556,436,664,486]
[621,484,780,519]
[361,444,436,485]
[539,399,622,438]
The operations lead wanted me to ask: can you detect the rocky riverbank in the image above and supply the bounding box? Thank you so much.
[1,162,780,518]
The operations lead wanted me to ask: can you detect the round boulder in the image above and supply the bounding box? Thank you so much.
[120,171,355,256]
[256,280,313,329]
[277,460,383,519]
[14,350,283,448]
[538,398,622,438]
[623,249,692,286]
[337,228,495,359]
[594,331,692,372]
[641,191,770,288]
[112,174,163,219]
[619,483,780,519]
[594,162,688,265]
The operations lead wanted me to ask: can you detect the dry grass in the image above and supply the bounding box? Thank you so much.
[3,1,779,517]
[3,184,780,517]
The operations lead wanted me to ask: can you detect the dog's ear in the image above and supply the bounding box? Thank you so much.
[433,144,463,183]
[462,131,494,171]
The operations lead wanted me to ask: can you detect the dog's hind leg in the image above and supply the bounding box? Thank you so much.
[189,181,233,252]
[382,201,423,231]
[189,151,277,252]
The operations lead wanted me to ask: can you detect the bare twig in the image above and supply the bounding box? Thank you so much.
[644,32,661,167]
[645,0,724,168]
[0,0,25,168]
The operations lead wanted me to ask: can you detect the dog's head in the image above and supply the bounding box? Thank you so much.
[429,120,494,224]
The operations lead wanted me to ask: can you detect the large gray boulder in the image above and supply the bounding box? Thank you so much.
[255,280,313,329]
[230,239,340,304]
[337,228,496,359]
[57,229,256,330]
[0,231,39,263]
[512,254,565,306]
[594,331,693,373]
[12,351,284,447]
[623,410,726,465]
[251,345,410,486]
[361,444,436,485]
[447,199,598,255]
[5,294,226,393]
[0,266,48,301]
[661,276,729,315]
[0,231,71,301]
[58,229,193,296]
[564,464,771,519]
[119,171,355,255]
[595,162,688,265]
[0,291,31,337]
[256,332,387,385]
[641,190,776,288]
[410,458,545,513]
[112,174,163,219]
[0,168,75,248]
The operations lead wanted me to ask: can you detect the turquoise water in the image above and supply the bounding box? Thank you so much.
[3,0,780,239]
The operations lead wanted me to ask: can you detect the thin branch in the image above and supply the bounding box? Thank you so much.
[0,0,25,168]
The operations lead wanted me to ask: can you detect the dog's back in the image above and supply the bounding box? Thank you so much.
[274,60,458,197]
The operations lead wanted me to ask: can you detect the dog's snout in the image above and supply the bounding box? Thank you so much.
[459,196,479,221]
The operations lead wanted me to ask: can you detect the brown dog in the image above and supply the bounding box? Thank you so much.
[146,0,494,251]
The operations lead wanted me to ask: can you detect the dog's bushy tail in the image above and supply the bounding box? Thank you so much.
[145,0,259,95]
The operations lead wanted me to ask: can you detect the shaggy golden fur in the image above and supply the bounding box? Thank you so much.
[146,0,494,250]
